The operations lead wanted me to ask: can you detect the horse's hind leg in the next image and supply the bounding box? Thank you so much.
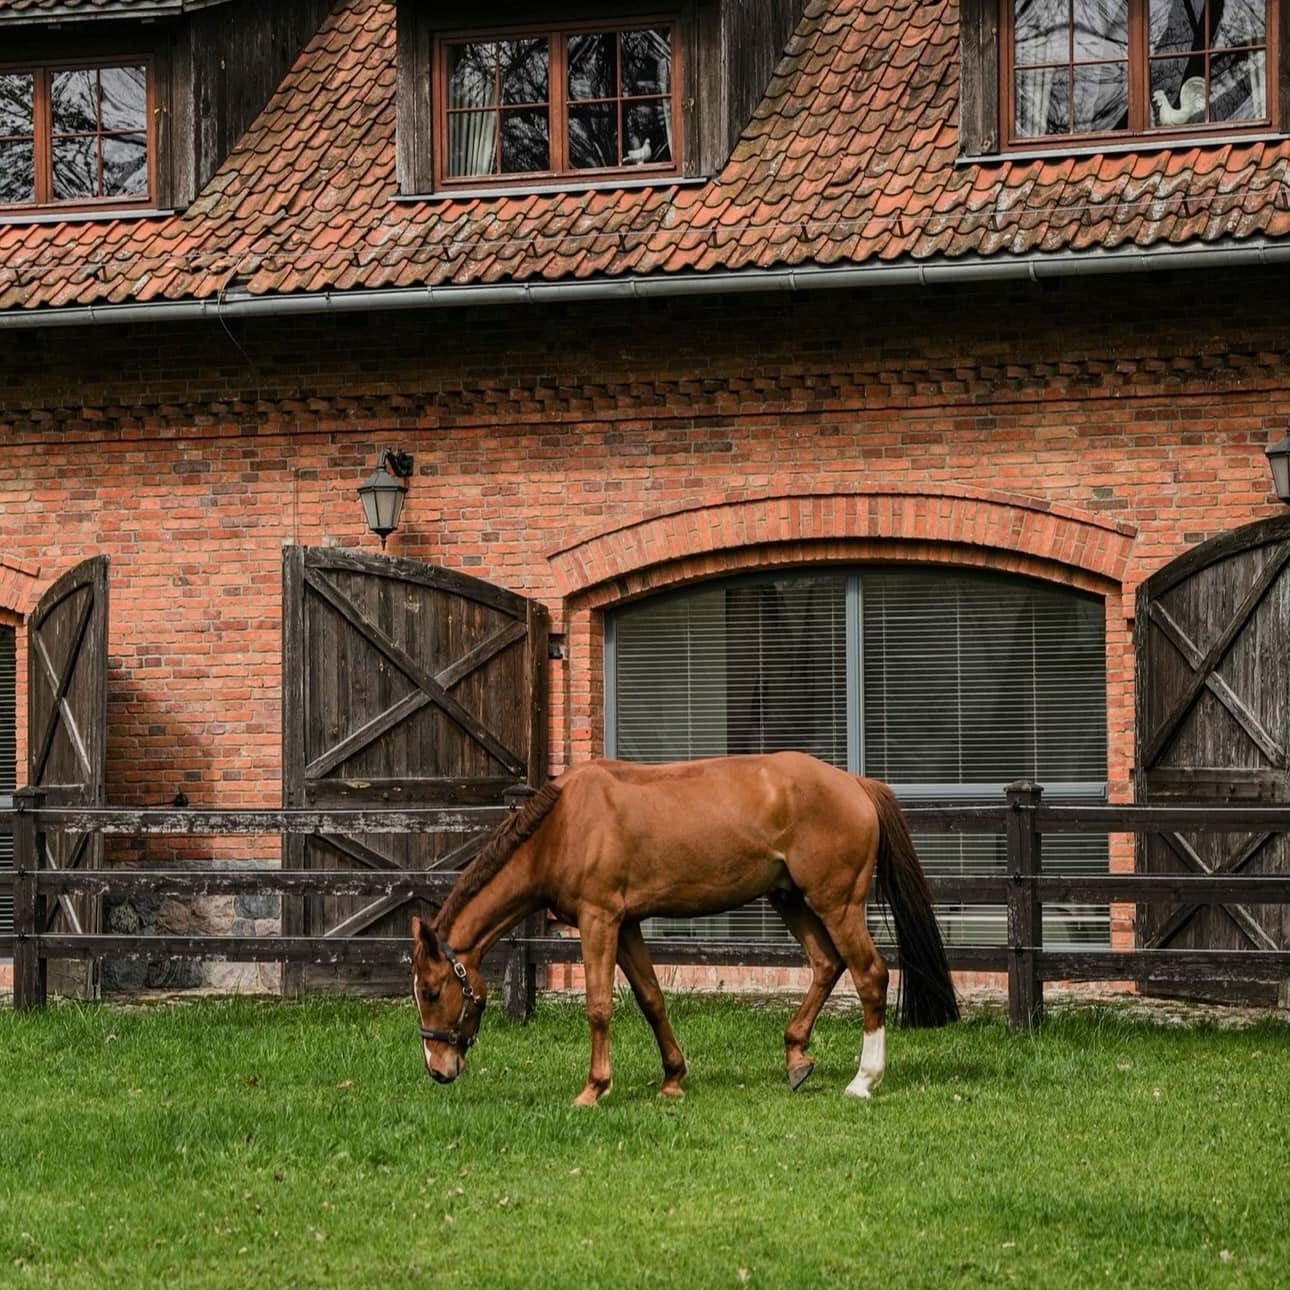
[616,920,688,1098]
[812,904,889,1099]
[767,890,844,1092]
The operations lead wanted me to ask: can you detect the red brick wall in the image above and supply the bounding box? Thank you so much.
[1,267,1286,984]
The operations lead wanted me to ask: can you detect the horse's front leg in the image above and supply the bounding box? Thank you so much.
[574,910,621,1107]
[617,920,687,1097]
[768,891,844,1091]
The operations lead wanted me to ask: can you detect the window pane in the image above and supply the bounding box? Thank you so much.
[52,134,97,199]
[1150,58,1205,123]
[569,102,617,168]
[500,38,548,105]
[499,107,549,172]
[102,132,147,196]
[449,43,499,110]
[1073,60,1128,130]
[100,66,146,132]
[1015,0,1070,66]
[568,33,616,101]
[0,73,33,136]
[621,29,671,97]
[1149,0,1209,56]
[0,139,34,203]
[1211,48,1266,118]
[1016,64,1070,133]
[447,111,496,176]
[612,575,848,767]
[1214,0,1265,47]
[862,571,1106,787]
[625,101,671,163]
[52,69,98,135]
[1072,0,1128,61]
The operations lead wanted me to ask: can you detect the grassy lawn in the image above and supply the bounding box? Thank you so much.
[1,994,1287,1289]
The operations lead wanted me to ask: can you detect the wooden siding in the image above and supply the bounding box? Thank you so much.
[0,627,13,937]
[716,0,803,170]
[164,0,335,207]
[959,0,999,156]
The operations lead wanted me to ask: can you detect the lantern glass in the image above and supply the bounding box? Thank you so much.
[1267,436,1290,504]
[357,460,409,539]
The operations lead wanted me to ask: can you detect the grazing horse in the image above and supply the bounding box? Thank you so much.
[411,752,958,1103]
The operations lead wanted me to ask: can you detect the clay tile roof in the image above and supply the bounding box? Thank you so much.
[0,0,232,21]
[2,0,1289,318]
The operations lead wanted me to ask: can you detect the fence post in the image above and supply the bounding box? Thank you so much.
[13,788,47,1012]
[501,784,538,1022]
[1005,780,1043,1029]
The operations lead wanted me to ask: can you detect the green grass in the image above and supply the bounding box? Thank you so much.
[1,994,1287,1289]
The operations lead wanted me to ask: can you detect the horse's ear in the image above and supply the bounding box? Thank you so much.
[411,914,440,959]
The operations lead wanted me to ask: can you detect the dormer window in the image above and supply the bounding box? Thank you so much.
[0,60,152,210]
[432,22,678,188]
[1003,0,1276,144]
[960,0,1283,154]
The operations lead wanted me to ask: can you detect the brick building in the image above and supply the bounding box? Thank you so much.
[1,0,1288,995]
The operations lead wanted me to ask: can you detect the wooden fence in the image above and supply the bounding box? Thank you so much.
[2,782,1288,1027]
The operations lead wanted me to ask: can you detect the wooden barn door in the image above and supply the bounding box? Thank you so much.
[28,556,109,998]
[282,547,548,993]
[1136,516,1290,1005]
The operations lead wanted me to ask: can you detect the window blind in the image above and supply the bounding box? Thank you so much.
[611,576,848,767]
[861,570,1107,948]
[0,627,15,937]
[608,568,1109,947]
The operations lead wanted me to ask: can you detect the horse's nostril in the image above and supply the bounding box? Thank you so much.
[431,1069,453,1084]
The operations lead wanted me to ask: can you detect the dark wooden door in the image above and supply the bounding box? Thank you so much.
[282,547,548,992]
[28,556,109,998]
[1136,516,1290,1005]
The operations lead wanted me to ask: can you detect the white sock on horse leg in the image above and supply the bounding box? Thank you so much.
[845,1026,885,1098]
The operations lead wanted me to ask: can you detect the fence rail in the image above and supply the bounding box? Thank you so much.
[2,783,1288,1025]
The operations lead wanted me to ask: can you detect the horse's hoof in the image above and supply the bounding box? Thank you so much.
[658,1083,685,1099]
[787,1061,815,1092]
[573,1080,611,1107]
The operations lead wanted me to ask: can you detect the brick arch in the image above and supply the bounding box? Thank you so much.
[0,555,42,617]
[549,487,1137,604]
[551,488,1137,770]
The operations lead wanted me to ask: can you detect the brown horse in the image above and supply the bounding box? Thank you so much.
[410,751,958,1104]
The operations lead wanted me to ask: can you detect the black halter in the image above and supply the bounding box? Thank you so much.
[417,937,480,1052]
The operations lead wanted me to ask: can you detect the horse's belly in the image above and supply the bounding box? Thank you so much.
[626,854,788,919]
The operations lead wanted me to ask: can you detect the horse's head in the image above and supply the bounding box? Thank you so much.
[411,915,487,1084]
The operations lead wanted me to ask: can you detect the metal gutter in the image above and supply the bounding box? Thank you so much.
[3,238,1290,330]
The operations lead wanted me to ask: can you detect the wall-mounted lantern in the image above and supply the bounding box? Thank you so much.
[1266,434,1290,505]
[357,449,414,547]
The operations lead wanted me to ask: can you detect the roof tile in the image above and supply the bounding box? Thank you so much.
[2,0,1288,317]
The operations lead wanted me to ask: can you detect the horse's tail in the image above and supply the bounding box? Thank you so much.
[860,778,960,1028]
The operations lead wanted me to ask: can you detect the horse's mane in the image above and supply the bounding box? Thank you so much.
[434,780,563,931]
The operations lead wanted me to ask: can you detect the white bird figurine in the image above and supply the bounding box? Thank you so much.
[1153,76,1206,126]
[624,138,653,165]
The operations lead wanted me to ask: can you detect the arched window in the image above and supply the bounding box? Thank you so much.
[606,567,1109,947]
[0,626,14,936]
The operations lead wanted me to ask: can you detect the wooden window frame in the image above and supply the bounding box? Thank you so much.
[431,16,682,191]
[0,55,156,214]
[997,0,1280,149]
